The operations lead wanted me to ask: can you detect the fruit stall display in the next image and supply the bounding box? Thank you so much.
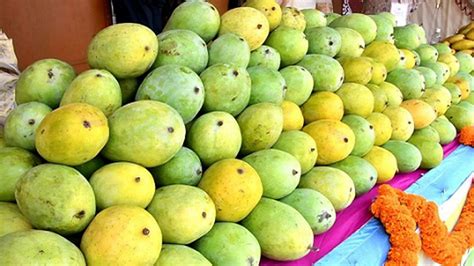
[1,0,474,265]
[444,22,474,55]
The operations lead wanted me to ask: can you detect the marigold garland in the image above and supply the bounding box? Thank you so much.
[460,126,474,147]
[371,184,474,266]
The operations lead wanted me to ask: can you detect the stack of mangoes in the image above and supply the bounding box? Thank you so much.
[0,1,474,265]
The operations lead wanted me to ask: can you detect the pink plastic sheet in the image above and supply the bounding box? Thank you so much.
[261,139,461,266]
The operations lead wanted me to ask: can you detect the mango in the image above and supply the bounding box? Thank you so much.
[303,119,355,165]
[335,27,365,58]
[302,9,326,29]
[415,66,437,88]
[81,206,162,265]
[363,146,398,183]
[272,130,318,174]
[4,102,51,151]
[153,29,208,73]
[342,115,375,156]
[416,44,439,65]
[241,198,313,261]
[336,83,374,117]
[151,147,202,186]
[393,26,421,50]
[386,68,425,100]
[280,65,314,105]
[379,81,403,107]
[219,7,269,51]
[88,23,158,78]
[247,66,286,105]
[421,85,452,116]
[243,0,282,31]
[298,54,344,92]
[431,116,457,144]
[408,139,443,169]
[194,222,261,265]
[136,65,204,123]
[248,45,281,70]
[455,51,474,73]
[90,162,155,210]
[445,104,474,130]
[118,78,138,104]
[383,106,415,141]
[424,62,451,84]
[164,1,220,42]
[366,112,393,146]
[331,155,377,196]
[325,13,341,24]
[280,188,336,234]
[281,101,304,131]
[369,60,388,85]
[0,230,85,265]
[438,53,460,77]
[329,13,377,44]
[15,59,76,108]
[0,202,32,237]
[237,103,283,155]
[208,33,251,68]
[102,101,185,167]
[73,156,106,179]
[382,140,422,173]
[36,103,109,166]
[400,99,437,129]
[265,26,308,66]
[15,164,95,235]
[60,69,122,116]
[243,149,300,199]
[198,159,262,222]
[409,126,440,143]
[187,112,241,166]
[281,7,306,31]
[366,84,389,112]
[369,14,394,42]
[362,41,400,72]
[156,245,211,266]
[301,91,344,123]
[306,26,341,57]
[339,57,373,85]
[147,185,215,244]
[299,166,355,211]
[200,64,251,116]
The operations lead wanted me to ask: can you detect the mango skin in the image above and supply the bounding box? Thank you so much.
[237,103,283,155]
[15,164,96,235]
[4,102,52,151]
[431,116,457,144]
[341,115,375,157]
[363,146,398,183]
[243,149,300,200]
[208,33,251,68]
[331,156,377,196]
[90,162,156,210]
[280,188,336,234]
[301,91,344,123]
[15,59,76,108]
[88,23,158,78]
[0,147,41,201]
[247,66,286,105]
[187,111,242,166]
[35,103,109,166]
[248,45,281,70]
[408,139,443,169]
[265,26,308,66]
[383,106,415,141]
[243,0,282,31]
[219,7,270,51]
[281,101,304,131]
[147,185,215,244]
[198,159,262,222]
[151,147,202,186]
[0,202,32,238]
[155,244,211,266]
[329,13,377,44]
[383,140,422,173]
[303,119,355,165]
[400,99,437,129]
[102,101,185,168]
[299,166,355,211]
[336,83,375,118]
[281,65,314,106]
[298,54,344,92]
[241,198,313,261]
[81,205,162,266]
[366,112,393,146]
[194,222,261,266]
[272,130,318,174]
[0,230,85,266]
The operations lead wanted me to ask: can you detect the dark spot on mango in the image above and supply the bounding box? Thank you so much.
[74,210,85,219]
[194,87,200,94]
[370,176,374,181]
[135,177,141,183]
[239,37,245,41]
[369,125,373,129]
[210,5,216,10]
[350,187,353,192]
[217,120,224,126]
[96,73,102,78]
[359,45,364,49]
[247,257,255,266]
[233,70,239,77]
[145,46,150,51]
[196,169,202,175]
[343,137,349,143]
[329,41,334,46]
[317,211,332,222]
[264,8,268,11]
[265,49,271,54]
[168,127,174,133]
[272,6,276,10]
[408,121,412,124]
[237,168,244,174]
[28,119,35,125]
[340,76,344,81]
[47,69,54,79]
[401,57,405,60]
[201,211,207,218]
[292,169,298,175]
[41,129,45,134]
[311,147,316,152]
[39,250,44,254]
[283,85,287,91]
[83,120,91,128]
[257,24,263,29]
[142,228,150,235]
[231,96,237,101]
